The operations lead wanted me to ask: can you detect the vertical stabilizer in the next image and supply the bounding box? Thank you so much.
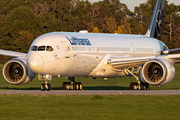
[145,0,165,40]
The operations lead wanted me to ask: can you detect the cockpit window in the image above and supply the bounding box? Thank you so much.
[164,46,168,51]
[38,46,46,51]
[31,46,37,51]
[31,45,54,51]
[46,46,53,51]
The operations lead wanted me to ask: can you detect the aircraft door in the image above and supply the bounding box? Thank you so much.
[93,42,100,61]
[130,43,135,52]
[93,42,99,52]
[61,41,70,58]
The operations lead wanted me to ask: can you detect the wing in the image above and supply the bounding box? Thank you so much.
[88,54,155,77]
[105,53,180,70]
[0,49,27,58]
[108,56,155,69]
[88,53,180,78]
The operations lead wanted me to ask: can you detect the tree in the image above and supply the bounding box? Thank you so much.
[92,27,100,33]
[102,16,117,33]
[1,6,45,51]
[114,26,123,34]
[119,17,132,34]
[14,30,34,52]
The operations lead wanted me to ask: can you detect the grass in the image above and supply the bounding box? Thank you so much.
[0,64,180,119]
[0,64,180,90]
[0,94,180,120]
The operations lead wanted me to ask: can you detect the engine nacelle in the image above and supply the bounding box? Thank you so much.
[141,58,175,86]
[3,58,36,85]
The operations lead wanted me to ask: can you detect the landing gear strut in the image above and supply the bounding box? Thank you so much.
[124,66,150,90]
[62,77,83,90]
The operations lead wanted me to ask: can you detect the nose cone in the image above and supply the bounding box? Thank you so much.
[28,53,44,73]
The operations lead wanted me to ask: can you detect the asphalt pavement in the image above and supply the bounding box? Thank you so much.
[0,90,180,95]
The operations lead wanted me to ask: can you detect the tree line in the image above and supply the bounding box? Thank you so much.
[0,0,180,62]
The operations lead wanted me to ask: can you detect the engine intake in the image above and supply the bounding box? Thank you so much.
[3,58,36,85]
[141,58,175,86]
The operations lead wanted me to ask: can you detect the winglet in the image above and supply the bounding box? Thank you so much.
[145,0,165,40]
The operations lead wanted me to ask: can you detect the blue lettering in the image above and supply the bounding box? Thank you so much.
[65,36,91,46]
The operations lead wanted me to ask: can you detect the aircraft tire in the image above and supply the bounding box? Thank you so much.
[47,83,51,91]
[146,83,150,90]
[62,82,66,90]
[41,84,45,91]
[130,82,134,90]
[141,83,144,90]
[133,83,138,90]
[76,82,79,90]
[79,82,83,90]
[73,82,77,90]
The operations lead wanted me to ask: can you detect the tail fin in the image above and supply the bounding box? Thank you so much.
[145,0,165,40]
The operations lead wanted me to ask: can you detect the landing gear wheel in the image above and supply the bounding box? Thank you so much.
[77,82,83,90]
[130,82,134,90]
[73,82,77,90]
[76,82,80,90]
[142,82,146,90]
[130,82,150,90]
[47,83,51,91]
[146,83,150,90]
[137,83,141,90]
[133,83,137,90]
[80,83,83,90]
[140,83,144,90]
[41,84,45,91]
[62,82,66,90]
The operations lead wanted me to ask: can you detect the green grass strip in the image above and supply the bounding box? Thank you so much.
[0,94,180,120]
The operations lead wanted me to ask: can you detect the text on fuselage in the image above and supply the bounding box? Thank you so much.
[65,36,91,45]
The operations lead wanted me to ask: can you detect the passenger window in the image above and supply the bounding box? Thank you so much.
[38,46,46,51]
[31,46,37,51]
[46,46,53,51]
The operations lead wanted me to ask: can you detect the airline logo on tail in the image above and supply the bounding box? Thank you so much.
[156,10,163,36]
[145,0,165,40]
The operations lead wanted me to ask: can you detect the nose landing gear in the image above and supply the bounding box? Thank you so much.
[41,82,51,91]
[38,74,52,91]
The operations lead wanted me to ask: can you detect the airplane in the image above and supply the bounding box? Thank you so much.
[0,0,178,91]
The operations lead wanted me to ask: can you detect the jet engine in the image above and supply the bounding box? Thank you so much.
[3,58,36,85]
[141,58,175,86]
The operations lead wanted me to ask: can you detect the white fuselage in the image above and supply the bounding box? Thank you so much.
[27,32,167,78]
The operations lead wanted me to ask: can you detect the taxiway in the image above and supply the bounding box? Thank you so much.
[0,90,180,95]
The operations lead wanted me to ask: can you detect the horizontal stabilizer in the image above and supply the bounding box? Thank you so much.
[163,48,180,54]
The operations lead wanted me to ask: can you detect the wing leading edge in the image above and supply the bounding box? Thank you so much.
[0,49,27,58]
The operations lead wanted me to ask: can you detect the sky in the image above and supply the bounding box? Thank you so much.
[89,0,180,12]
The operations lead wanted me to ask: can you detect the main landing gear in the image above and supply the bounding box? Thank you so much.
[124,67,150,90]
[130,82,149,90]
[62,77,83,90]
